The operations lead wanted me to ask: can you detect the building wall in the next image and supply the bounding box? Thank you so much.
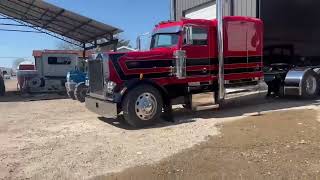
[174,0,212,20]
[234,0,257,17]
[174,0,258,20]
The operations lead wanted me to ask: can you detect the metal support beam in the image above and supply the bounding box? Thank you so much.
[0,4,80,42]
[84,39,118,51]
[42,9,64,29]
[170,0,176,20]
[0,13,83,48]
[256,0,261,18]
[16,0,111,34]
[10,1,94,37]
[0,28,42,33]
[87,32,113,43]
[62,19,92,36]
[39,9,49,20]
[0,23,37,27]
[82,44,86,58]
[24,0,35,15]
[217,0,225,102]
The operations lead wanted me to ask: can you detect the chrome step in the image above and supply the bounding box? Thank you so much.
[191,92,219,111]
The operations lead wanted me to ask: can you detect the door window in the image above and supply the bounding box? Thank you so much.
[192,27,208,45]
[184,27,208,46]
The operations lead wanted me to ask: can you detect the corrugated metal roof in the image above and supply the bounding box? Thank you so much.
[0,0,122,44]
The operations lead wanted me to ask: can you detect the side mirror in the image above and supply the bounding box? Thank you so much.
[184,26,193,45]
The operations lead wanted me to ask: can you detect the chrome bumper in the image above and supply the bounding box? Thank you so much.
[65,82,77,92]
[85,96,117,118]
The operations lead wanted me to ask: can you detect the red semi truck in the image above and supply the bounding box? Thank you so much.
[85,16,264,127]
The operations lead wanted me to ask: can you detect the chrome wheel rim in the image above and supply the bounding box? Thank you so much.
[135,93,157,121]
[306,76,317,95]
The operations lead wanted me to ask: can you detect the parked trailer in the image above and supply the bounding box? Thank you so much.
[85,15,264,128]
[260,0,320,98]
[17,50,84,94]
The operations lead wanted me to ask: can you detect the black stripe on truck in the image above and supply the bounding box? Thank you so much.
[225,56,262,64]
[110,54,172,80]
[110,54,262,80]
[125,58,217,70]
[126,60,173,69]
[225,67,262,74]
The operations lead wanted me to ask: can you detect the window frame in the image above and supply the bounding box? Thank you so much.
[183,25,209,46]
[47,56,72,65]
[150,33,180,49]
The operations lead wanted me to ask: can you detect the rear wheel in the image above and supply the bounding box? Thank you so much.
[75,83,88,103]
[0,76,5,96]
[301,71,319,99]
[122,85,163,128]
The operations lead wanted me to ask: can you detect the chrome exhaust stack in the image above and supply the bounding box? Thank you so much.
[217,0,225,102]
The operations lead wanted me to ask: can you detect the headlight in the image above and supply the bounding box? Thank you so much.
[66,73,70,81]
[106,81,117,94]
[85,79,89,86]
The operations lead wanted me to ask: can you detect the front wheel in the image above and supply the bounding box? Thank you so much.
[75,83,88,103]
[122,85,163,128]
[301,71,319,99]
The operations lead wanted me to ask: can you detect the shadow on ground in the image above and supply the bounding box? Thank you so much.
[98,92,320,130]
[0,91,68,102]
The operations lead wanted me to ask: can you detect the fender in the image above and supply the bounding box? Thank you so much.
[118,79,169,104]
[284,68,314,96]
[76,82,86,87]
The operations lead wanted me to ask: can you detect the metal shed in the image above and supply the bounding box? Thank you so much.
[0,0,122,50]
[172,0,258,20]
[173,0,320,65]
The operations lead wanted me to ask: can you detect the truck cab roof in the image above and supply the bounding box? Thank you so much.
[154,16,262,31]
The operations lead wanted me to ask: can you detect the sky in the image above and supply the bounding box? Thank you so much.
[0,0,170,68]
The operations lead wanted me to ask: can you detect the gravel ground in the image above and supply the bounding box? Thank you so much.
[106,109,320,180]
[1,79,320,179]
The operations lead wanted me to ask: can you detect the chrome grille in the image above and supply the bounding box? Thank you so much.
[88,60,104,95]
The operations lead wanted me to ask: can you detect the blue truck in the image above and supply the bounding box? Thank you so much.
[65,69,88,103]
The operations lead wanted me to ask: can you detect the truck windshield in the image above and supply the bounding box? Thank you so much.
[150,33,179,49]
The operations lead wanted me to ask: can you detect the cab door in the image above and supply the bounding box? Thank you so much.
[182,25,213,79]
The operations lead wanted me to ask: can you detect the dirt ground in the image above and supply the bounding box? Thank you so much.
[105,109,320,180]
[1,79,320,179]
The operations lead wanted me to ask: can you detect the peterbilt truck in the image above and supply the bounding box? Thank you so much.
[85,16,264,127]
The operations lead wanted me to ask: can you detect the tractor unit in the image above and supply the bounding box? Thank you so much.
[85,16,264,127]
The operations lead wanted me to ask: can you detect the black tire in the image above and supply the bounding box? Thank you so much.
[122,85,163,128]
[67,90,76,100]
[301,70,319,99]
[0,76,5,96]
[75,83,88,103]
